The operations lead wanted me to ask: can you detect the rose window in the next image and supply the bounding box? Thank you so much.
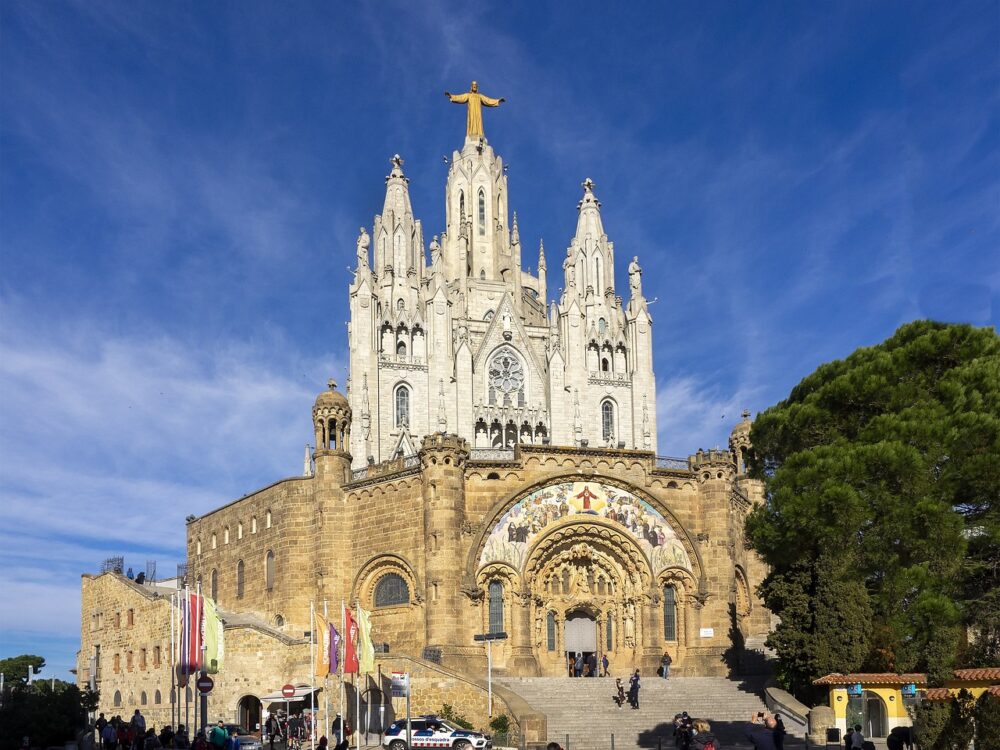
[489,352,524,395]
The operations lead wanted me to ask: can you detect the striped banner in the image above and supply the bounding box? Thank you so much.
[179,590,204,675]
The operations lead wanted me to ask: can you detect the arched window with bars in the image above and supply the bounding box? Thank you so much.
[663,585,677,641]
[374,573,410,607]
[488,581,504,633]
[395,384,410,428]
[602,400,615,443]
[546,612,556,651]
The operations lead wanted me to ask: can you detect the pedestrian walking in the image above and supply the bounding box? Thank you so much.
[850,725,864,750]
[588,653,598,678]
[601,654,610,677]
[662,652,672,680]
[613,678,626,708]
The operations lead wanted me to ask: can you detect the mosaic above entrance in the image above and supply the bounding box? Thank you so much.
[480,481,692,574]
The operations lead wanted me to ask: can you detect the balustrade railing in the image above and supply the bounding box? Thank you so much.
[655,455,689,470]
[469,448,516,461]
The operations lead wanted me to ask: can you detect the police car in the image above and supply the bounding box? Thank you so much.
[383,716,491,750]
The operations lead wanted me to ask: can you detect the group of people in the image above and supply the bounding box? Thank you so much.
[95,711,190,750]
[94,712,242,750]
[743,712,788,750]
[567,652,609,677]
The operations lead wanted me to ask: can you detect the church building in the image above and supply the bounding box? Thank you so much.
[77,86,772,733]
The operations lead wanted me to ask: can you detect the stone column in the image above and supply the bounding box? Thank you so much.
[509,590,539,675]
[419,434,469,651]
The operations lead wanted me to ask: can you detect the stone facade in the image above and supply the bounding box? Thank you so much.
[348,136,656,467]
[77,121,772,740]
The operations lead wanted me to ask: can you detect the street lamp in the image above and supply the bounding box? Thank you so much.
[472,632,507,718]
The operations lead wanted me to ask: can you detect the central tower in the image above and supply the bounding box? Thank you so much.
[346,89,657,466]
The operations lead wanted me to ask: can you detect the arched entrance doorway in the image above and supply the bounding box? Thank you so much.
[565,609,598,672]
[846,691,887,739]
[475,479,698,676]
[524,519,651,675]
[238,695,262,731]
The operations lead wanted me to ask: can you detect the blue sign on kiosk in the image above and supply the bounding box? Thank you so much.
[848,683,863,696]
[902,683,917,697]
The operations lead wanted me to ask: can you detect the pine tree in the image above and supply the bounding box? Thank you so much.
[746,321,1000,695]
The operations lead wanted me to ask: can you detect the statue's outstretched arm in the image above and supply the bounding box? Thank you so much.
[448,93,470,103]
[479,94,504,107]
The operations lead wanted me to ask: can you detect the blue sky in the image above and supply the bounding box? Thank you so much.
[1,1,997,682]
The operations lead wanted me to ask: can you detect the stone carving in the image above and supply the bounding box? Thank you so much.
[624,601,636,648]
[357,227,370,268]
[628,256,642,298]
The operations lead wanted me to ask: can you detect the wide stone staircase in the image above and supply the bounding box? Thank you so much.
[496,676,805,750]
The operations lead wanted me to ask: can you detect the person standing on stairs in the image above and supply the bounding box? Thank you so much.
[628,669,641,709]
[601,653,610,677]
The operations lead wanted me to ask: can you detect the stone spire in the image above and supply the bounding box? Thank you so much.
[511,212,520,247]
[574,178,605,246]
[382,154,413,218]
[537,239,547,303]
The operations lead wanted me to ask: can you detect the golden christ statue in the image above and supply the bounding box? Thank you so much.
[445,81,505,139]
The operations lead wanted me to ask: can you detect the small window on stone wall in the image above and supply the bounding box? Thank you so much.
[663,585,677,641]
[546,612,556,651]
[197,539,202,555]
[127,609,134,627]
[154,646,161,667]
[374,573,409,607]
[126,651,133,671]
[115,611,121,629]
[273,614,284,627]
[211,533,217,549]
[266,510,272,529]
[113,690,122,707]
[237,522,243,539]
[140,691,147,706]
[488,581,504,633]
[252,517,258,533]
[237,560,245,598]
[154,690,161,705]
[140,648,146,669]
[113,654,120,673]
[265,550,275,591]
[224,527,230,544]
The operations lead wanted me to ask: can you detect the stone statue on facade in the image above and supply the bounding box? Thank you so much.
[628,256,642,298]
[430,235,442,276]
[357,227,370,268]
[563,249,576,287]
[624,601,636,647]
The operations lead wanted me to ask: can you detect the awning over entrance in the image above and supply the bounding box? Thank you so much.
[260,685,321,701]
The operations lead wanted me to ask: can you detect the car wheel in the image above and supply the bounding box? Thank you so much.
[390,741,407,750]
[454,741,471,750]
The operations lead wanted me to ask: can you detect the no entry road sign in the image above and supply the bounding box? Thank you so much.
[281,684,296,699]
[196,675,214,694]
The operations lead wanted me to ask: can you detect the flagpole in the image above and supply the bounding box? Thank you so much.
[354,601,360,750]
[170,591,176,731]
[340,600,346,738]
[323,600,330,747]
[185,585,190,735]
[310,602,316,750]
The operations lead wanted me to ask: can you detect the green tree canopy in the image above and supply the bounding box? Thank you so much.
[0,655,45,684]
[746,321,1000,698]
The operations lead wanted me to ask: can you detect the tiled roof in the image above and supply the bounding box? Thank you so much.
[989,685,1000,697]
[813,673,927,686]
[924,688,951,701]
[953,668,1000,681]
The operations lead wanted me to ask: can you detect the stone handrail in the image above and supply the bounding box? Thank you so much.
[654,455,689,470]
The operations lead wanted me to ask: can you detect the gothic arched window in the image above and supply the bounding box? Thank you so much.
[395,384,410,428]
[488,581,504,633]
[210,569,218,601]
[265,550,275,591]
[602,400,615,442]
[459,191,465,219]
[236,560,245,599]
[546,612,556,651]
[113,690,122,707]
[594,254,603,293]
[663,585,677,641]
[374,573,410,607]
[478,190,486,235]
[607,611,614,651]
